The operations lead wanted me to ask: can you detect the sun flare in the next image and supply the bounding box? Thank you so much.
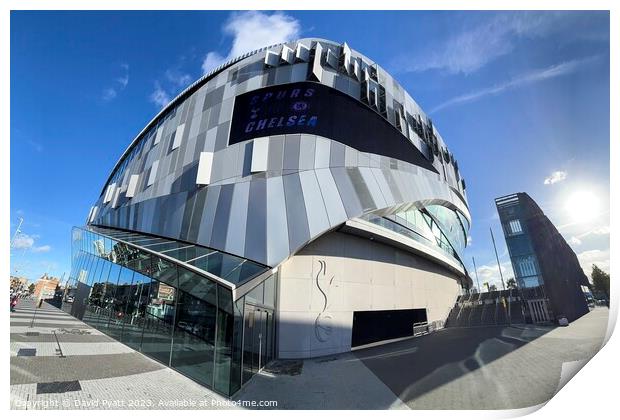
[565,190,600,224]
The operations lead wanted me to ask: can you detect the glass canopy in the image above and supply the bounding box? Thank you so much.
[89,225,268,287]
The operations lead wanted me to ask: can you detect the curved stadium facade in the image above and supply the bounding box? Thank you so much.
[64,38,472,396]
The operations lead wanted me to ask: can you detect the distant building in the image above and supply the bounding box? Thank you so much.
[10,276,28,292]
[495,193,590,322]
[34,274,60,301]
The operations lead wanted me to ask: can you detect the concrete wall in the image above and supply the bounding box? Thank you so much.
[277,230,461,359]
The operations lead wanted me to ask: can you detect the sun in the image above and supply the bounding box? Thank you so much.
[565,190,600,224]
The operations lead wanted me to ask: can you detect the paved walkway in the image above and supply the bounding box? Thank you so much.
[10,300,609,410]
[10,300,234,410]
[237,308,609,409]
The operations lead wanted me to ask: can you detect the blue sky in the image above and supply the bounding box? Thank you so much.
[10,10,610,288]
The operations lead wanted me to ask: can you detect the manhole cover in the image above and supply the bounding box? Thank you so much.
[37,381,82,394]
[25,332,40,337]
[263,360,303,376]
[17,348,37,356]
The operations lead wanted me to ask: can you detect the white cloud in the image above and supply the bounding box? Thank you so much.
[201,11,301,74]
[102,87,117,101]
[577,249,610,280]
[32,245,51,253]
[473,260,514,291]
[149,82,171,108]
[568,236,582,246]
[165,69,192,89]
[544,170,568,185]
[102,63,129,102]
[395,12,581,75]
[430,56,599,113]
[12,233,35,249]
[11,233,51,253]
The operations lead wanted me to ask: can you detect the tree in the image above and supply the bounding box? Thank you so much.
[28,284,35,294]
[489,284,497,292]
[506,278,517,289]
[591,264,610,299]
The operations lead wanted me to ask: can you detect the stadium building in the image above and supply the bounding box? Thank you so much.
[64,38,472,396]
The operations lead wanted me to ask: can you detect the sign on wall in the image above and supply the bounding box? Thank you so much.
[229,82,437,173]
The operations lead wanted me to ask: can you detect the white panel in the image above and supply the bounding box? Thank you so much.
[111,187,121,209]
[265,51,279,67]
[281,45,294,64]
[89,206,98,223]
[353,58,361,81]
[251,137,269,173]
[295,43,310,62]
[196,152,214,185]
[103,183,116,203]
[311,43,323,82]
[126,174,139,198]
[341,42,352,74]
[87,206,94,222]
[171,123,184,150]
[153,126,163,145]
[147,160,159,187]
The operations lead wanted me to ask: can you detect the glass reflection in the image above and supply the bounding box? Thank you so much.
[171,267,217,388]
[122,271,151,350]
[107,267,134,341]
[142,278,177,364]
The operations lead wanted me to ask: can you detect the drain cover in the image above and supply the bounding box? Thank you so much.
[36,381,82,394]
[25,332,40,337]
[263,360,303,376]
[17,348,37,356]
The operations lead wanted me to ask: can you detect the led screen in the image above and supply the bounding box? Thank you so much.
[229,81,437,173]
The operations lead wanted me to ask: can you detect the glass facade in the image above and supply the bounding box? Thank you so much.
[495,194,544,288]
[360,204,467,271]
[62,226,276,396]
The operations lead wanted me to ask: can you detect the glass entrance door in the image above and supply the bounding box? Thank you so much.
[242,304,273,384]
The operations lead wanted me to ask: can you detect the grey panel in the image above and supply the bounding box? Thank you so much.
[329,141,345,167]
[331,166,363,218]
[282,173,310,253]
[244,178,267,263]
[196,185,221,246]
[314,168,348,226]
[265,176,289,266]
[298,135,316,171]
[283,134,301,170]
[298,171,330,238]
[225,181,250,257]
[210,183,234,251]
[267,135,285,171]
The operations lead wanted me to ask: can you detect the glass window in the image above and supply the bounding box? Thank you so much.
[214,286,233,394]
[97,262,121,335]
[121,271,151,351]
[84,259,110,328]
[263,275,276,309]
[245,282,264,306]
[171,268,217,388]
[142,274,177,365]
[508,219,523,235]
[229,296,244,395]
[107,267,134,341]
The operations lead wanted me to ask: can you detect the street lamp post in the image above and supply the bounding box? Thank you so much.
[490,227,506,290]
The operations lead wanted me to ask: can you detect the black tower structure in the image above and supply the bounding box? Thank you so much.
[495,193,590,322]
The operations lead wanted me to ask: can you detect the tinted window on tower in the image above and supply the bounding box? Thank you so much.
[228,81,438,173]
